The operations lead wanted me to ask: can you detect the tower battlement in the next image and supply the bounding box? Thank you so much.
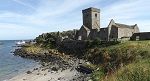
[82,7,100,30]
[82,7,100,13]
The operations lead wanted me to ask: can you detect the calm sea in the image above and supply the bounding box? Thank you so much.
[0,40,38,81]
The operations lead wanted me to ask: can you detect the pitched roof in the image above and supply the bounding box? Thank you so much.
[115,23,136,29]
[108,19,137,29]
[81,25,90,31]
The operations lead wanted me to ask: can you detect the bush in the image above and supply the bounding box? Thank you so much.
[35,33,57,48]
[91,67,105,81]
[87,39,120,48]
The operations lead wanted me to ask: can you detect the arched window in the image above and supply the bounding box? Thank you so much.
[95,13,97,18]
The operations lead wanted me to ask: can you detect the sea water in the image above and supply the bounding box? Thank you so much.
[0,40,38,81]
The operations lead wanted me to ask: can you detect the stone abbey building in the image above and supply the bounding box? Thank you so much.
[76,7,140,41]
[52,7,150,50]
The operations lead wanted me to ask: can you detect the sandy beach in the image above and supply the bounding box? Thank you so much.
[7,57,90,81]
[7,66,82,81]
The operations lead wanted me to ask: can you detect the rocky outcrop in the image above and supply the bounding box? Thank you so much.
[13,46,94,80]
[13,48,62,61]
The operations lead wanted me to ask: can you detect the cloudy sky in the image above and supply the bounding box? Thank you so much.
[0,0,150,40]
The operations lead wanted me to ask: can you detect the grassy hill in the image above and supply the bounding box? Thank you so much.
[87,41,150,81]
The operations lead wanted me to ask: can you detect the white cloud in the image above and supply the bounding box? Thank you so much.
[0,0,150,40]
[0,0,97,40]
[12,0,36,10]
[1,0,94,25]
[100,0,150,32]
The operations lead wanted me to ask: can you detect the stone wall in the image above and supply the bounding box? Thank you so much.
[118,28,134,38]
[99,28,108,41]
[118,26,139,40]
[131,32,150,40]
[61,40,87,50]
[82,7,100,30]
[77,26,90,40]
[109,25,139,41]
[109,26,118,41]
[89,29,99,40]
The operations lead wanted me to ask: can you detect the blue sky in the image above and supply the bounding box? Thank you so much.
[0,0,150,40]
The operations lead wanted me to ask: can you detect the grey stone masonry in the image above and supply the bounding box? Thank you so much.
[82,7,100,30]
[75,7,149,41]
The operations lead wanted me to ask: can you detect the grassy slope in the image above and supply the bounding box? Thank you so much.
[107,59,150,81]
[88,41,150,81]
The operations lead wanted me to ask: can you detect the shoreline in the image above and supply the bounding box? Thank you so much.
[2,59,40,81]
[8,47,92,81]
[6,58,90,81]
[4,64,39,81]
[7,64,84,81]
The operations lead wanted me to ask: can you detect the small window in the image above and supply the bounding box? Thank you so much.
[95,14,97,18]
[86,14,89,17]
[136,36,139,40]
[78,36,82,40]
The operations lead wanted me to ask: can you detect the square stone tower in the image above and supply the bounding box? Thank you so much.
[82,7,100,30]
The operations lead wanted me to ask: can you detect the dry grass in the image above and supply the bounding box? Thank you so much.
[105,59,150,81]
[23,45,47,54]
[89,41,150,81]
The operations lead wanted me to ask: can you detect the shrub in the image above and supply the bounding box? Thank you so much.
[91,67,105,81]
[35,33,57,48]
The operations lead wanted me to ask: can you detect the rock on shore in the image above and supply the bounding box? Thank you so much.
[12,48,93,81]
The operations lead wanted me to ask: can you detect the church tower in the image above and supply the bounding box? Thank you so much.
[82,7,100,30]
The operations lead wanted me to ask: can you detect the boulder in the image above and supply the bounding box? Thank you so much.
[51,67,59,71]
[76,65,94,74]
[26,71,32,74]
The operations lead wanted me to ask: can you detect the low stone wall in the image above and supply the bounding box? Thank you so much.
[57,40,88,56]
[61,40,88,50]
[131,32,150,40]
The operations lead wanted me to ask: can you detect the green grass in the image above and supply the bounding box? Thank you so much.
[106,59,150,81]
[89,41,150,81]
[91,67,105,81]
[87,41,150,64]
